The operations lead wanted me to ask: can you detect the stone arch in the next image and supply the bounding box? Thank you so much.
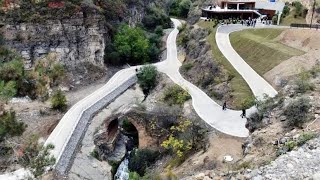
[104,114,155,149]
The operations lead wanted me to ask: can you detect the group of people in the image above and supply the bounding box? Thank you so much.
[241,17,257,27]
[222,101,246,118]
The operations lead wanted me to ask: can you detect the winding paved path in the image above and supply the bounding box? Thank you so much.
[216,24,278,99]
[1,19,281,179]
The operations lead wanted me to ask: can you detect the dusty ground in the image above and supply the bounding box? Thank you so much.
[173,132,244,178]
[264,28,320,88]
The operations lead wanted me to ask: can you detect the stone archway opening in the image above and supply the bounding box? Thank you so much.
[120,118,139,150]
[107,119,119,141]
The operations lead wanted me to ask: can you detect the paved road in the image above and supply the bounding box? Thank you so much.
[216,24,279,99]
[157,19,251,138]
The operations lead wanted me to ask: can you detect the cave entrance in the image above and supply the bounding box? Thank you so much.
[107,119,119,141]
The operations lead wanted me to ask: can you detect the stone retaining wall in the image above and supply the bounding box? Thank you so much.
[54,75,137,176]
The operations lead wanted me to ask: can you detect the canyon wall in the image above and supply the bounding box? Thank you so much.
[1,2,147,69]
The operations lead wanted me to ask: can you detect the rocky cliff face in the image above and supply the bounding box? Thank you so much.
[1,3,147,70]
[3,13,106,69]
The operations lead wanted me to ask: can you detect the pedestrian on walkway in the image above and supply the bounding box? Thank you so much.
[241,109,246,118]
[241,20,244,26]
[222,101,227,111]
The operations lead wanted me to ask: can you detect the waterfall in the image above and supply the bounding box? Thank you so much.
[114,157,129,180]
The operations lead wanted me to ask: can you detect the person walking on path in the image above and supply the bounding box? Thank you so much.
[222,101,227,111]
[241,109,246,118]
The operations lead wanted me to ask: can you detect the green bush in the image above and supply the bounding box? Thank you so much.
[295,72,315,93]
[0,81,17,101]
[169,0,192,18]
[19,139,56,178]
[284,141,297,151]
[155,26,164,36]
[163,85,191,106]
[109,160,121,176]
[294,1,304,17]
[142,7,171,30]
[181,62,193,71]
[90,149,100,160]
[51,89,67,111]
[0,110,26,142]
[0,59,24,82]
[282,5,290,17]
[128,149,160,176]
[240,96,255,109]
[297,132,315,146]
[284,97,311,128]
[137,65,158,95]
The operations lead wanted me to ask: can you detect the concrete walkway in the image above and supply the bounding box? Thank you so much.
[216,24,278,99]
[1,19,257,179]
[157,19,251,138]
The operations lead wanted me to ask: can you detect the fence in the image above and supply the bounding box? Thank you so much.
[290,23,320,29]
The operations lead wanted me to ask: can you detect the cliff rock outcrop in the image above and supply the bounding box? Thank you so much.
[1,2,148,70]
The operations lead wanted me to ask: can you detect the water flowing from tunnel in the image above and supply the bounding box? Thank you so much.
[114,157,130,180]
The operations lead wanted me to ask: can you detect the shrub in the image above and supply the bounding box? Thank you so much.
[169,0,191,18]
[294,72,314,93]
[90,149,100,160]
[0,110,26,142]
[284,97,311,128]
[128,149,160,176]
[0,59,24,82]
[282,5,290,17]
[163,85,191,106]
[137,65,158,95]
[297,132,315,146]
[109,160,121,177]
[240,96,255,109]
[51,89,67,111]
[155,26,164,36]
[284,141,297,151]
[181,62,193,71]
[0,81,17,101]
[48,63,65,86]
[19,140,56,178]
[142,7,171,30]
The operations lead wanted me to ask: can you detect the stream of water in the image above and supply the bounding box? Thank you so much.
[114,157,130,180]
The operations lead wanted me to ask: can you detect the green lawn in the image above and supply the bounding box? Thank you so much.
[230,28,305,75]
[280,7,307,26]
[197,20,254,109]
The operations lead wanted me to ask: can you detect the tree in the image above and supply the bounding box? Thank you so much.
[284,97,311,128]
[136,65,158,95]
[0,110,26,142]
[0,81,17,101]
[51,89,67,111]
[114,25,150,64]
[178,0,191,18]
[282,5,290,17]
[0,59,24,82]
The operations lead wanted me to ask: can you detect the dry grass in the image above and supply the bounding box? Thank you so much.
[230,28,305,75]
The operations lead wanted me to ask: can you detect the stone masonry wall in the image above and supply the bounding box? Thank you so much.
[54,75,137,176]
